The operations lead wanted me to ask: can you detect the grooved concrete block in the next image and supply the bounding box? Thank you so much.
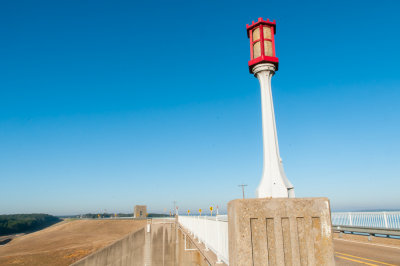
[228,198,335,266]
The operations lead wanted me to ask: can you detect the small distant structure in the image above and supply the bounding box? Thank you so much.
[133,205,147,218]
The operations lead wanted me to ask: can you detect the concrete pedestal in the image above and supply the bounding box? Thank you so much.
[228,198,334,266]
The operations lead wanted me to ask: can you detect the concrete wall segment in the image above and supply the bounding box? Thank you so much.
[72,220,214,266]
[71,227,145,266]
[228,197,335,266]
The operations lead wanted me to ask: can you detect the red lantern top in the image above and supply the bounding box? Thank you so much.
[246,18,279,73]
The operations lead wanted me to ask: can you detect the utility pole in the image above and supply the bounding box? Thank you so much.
[238,184,248,199]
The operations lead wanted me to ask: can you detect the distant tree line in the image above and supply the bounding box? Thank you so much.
[78,213,133,218]
[78,213,169,218]
[0,214,61,236]
[147,213,169,218]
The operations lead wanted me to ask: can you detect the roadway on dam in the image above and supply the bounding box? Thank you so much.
[334,237,400,266]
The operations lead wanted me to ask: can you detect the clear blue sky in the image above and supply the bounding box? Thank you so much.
[1,0,399,215]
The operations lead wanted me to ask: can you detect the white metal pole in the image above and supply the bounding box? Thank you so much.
[204,218,209,251]
[348,212,352,226]
[216,216,222,263]
[252,63,295,198]
[383,212,388,228]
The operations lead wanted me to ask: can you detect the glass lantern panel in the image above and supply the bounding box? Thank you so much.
[253,41,261,58]
[264,41,273,56]
[252,28,260,41]
[263,26,272,39]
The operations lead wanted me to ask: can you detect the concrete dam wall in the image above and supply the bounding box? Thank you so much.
[71,225,147,266]
[71,220,211,266]
[71,199,335,266]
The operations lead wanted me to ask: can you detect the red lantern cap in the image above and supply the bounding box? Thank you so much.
[246,18,277,37]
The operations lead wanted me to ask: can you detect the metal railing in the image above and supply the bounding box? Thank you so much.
[178,215,229,264]
[331,211,400,229]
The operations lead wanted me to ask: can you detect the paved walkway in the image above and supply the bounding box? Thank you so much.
[334,238,400,265]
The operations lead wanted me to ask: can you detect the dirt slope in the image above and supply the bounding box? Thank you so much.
[0,219,146,266]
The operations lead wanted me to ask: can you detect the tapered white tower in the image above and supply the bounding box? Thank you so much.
[246,18,295,198]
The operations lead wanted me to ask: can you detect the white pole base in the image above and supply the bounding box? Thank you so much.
[252,63,295,199]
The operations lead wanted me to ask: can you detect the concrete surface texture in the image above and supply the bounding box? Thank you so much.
[134,205,147,218]
[176,224,227,266]
[175,226,211,266]
[72,219,224,266]
[228,197,335,266]
[0,219,146,266]
[72,222,176,266]
[150,222,176,265]
[71,227,146,266]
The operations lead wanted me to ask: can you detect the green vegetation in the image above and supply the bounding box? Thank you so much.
[0,214,61,236]
[147,213,169,218]
[77,213,130,218]
[78,213,170,218]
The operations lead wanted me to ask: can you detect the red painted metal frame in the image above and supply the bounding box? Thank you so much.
[247,18,279,73]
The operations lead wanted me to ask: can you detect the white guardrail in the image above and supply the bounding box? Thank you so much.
[178,215,229,264]
[331,211,400,229]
